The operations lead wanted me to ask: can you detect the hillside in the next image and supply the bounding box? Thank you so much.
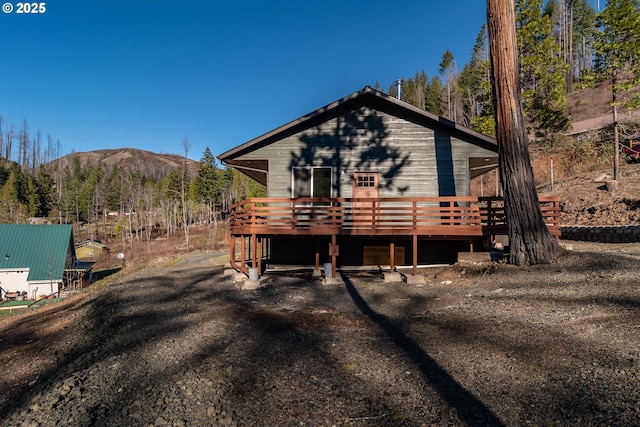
[539,162,640,226]
[541,84,640,225]
[566,83,613,122]
[54,148,199,180]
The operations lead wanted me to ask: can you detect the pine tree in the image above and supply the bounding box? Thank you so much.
[459,24,493,127]
[35,165,54,218]
[26,175,40,218]
[594,0,640,180]
[425,76,444,115]
[439,50,458,121]
[192,147,221,224]
[516,0,569,140]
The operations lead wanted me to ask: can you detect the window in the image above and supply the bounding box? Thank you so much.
[356,174,376,187]
[292,167,332,203]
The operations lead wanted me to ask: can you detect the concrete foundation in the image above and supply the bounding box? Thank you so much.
[232,272,248,282]
[404,274,427,285]
[241,279,262,290]
[323,273,344,286]
[383,272,404,283]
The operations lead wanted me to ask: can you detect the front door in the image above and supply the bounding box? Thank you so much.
[352,171,380,226]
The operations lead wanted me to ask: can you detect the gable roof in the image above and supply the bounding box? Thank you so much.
[218,86,498,184]
[0,224,74,282]
[75,239,109,250]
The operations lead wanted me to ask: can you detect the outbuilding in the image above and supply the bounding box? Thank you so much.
[0,224,79,299]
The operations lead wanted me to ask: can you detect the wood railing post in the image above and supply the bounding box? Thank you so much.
[240,236,246,274]
[251,234,257,270]
[250,201,255,231]
[230,235,236,270]
[413,201,417,230]
[389,241,395,271]
[257,237,262,275]
[331,234,337,278]
[291,200,297,228]
[449,200,454,225]
[372,199,377,229]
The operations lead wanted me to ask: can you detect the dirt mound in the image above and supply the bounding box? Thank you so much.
[538,161,640,226]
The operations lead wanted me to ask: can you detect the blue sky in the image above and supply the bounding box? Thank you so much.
[2,0,492,162]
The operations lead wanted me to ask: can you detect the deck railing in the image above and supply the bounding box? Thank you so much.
[229,196,561,238]
[478,196,561,238]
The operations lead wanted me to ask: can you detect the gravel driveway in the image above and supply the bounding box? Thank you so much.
[0,242,639,426]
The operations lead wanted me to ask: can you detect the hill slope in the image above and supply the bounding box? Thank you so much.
[54,148,198,180]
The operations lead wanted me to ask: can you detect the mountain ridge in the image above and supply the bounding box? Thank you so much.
[54,148,199,180]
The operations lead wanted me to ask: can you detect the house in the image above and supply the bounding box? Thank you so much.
[75,239,109,261]
[0,224,85,299]
[218,86,559,276]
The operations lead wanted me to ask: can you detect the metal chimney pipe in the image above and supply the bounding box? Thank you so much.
[395,79,403,99]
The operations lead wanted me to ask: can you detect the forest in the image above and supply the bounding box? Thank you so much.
[1,0,639,244]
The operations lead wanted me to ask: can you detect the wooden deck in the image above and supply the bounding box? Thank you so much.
[229,196,561,276]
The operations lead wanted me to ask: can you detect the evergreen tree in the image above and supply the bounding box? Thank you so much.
[1,165,27,222]
[439,50,458,121]
[35,165,55,218]
[81,164,105,227]
[425,76,444,115]
[594,0,640,179]
[516,0,569,139]
[26,175,40,218]
[545,0,598,88]
[105,166,126,212]
[459,24,493,127]
[191,147,221,223]
[60,157,88,222]
[0,162,9,187]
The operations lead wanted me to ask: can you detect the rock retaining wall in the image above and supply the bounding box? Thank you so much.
[561,225,640,243]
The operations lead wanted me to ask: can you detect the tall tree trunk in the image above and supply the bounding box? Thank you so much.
[487,0,563,266]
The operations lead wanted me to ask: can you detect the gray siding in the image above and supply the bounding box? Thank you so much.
[235,106,496,198]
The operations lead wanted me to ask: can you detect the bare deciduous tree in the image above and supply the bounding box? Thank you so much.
[181,137,192,252]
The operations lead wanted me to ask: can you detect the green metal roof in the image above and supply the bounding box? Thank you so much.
[0,224,74,282]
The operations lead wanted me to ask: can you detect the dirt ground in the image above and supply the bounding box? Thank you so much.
[542,161,640,226]
[0,241,638,426]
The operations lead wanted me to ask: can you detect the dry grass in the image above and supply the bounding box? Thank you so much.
[76,223,231,273]
[566,83,614,121]
[469,138,614,197]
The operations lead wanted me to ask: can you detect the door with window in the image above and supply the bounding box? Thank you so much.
[352,171,380,226]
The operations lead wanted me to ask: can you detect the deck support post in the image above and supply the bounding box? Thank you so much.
[331,234,337,278]
[251,234,257,271]
[389,241,395,272]
[230,235,237,270]
[240,236,246,274]
[315,240,320,271]
[412,234,418,276]
[257,237,262,275]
